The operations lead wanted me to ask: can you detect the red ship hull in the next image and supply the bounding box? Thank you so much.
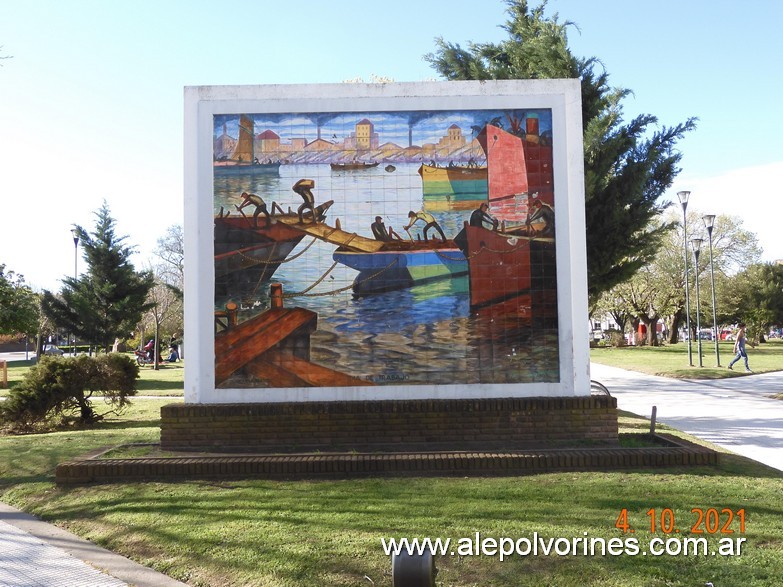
[456,225,557,321]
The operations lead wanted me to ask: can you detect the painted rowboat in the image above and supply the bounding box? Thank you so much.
[333,240,468,295]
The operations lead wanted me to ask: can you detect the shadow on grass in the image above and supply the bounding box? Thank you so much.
[39,466,783,586]
[134,380,184,392]
[94,419,161,431]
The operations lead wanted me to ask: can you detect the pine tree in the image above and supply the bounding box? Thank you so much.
[425,0,696,302]
[42,201,155,351]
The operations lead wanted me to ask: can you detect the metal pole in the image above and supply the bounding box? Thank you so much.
[71,229,79,356]
[705,219,721,366]
[692,240,703,367]
[679,198,692,365]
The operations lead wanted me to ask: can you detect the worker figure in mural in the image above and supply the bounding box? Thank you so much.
[404,209,447,241]
[526,197,555,237]
[236,192,286,227]
[293,179,318,223]
[236,192,271,228]
[371,216,402,241]
[469,202,499,230]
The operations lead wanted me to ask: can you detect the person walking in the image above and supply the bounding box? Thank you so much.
[727,323,752,372]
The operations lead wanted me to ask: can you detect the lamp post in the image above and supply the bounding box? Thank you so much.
[71,228,79,356]
[703,215,721,366]
[677,191,693,365]
[691,237,704,367]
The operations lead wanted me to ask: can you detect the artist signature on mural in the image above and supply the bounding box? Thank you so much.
[365,373,410,383]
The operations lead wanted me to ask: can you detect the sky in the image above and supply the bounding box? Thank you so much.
[1,0,782,292]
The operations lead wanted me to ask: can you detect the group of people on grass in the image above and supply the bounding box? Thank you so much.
[142,335,180,364]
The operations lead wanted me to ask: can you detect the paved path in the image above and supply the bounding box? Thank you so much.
[591,362,783,472]
[0,518,125,587]
[0,503,188,587]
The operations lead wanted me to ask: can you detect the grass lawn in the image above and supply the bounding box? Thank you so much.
[591,339,783,379]
[2,358,783,585]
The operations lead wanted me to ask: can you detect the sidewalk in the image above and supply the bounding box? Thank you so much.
[0,503,188,587]
[0,352,188,586]
[591,362,783,472]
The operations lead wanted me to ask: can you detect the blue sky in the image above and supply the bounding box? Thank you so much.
[1,0,781,290]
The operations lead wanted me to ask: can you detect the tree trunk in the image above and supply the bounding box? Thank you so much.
[77,393,96,424]
[641,317,660,347]
[669,309,684,344]
[153,323,161,370]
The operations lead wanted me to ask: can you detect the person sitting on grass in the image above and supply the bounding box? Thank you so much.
[166,346,180,363]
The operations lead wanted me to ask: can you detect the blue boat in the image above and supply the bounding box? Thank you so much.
[333,240,468,295]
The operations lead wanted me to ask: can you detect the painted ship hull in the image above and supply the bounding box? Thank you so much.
[418,163,488,211]
[214,216,304,297]
[455,225,556,321]
[333,240,468,295]
[330,161,380,170]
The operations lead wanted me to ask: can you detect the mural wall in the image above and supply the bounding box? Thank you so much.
[212,107,559,390]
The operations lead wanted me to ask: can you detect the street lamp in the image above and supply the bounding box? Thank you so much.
[677,190,693,365]
[691,237,704,367]
[703,214,721,366]
[71,228,79,356]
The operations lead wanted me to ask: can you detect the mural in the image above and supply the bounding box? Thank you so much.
[213,108,559,389]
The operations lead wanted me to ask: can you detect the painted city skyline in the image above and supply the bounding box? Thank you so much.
[213,109,553,161]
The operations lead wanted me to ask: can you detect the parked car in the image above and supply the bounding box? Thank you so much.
[41,344,64,356]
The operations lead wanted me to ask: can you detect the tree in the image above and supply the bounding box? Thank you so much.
[613,262,678,347]
[425,0,695,303]
[730,263,783,344]
[142,278,182,369]
[41,202,155,351]
[0,265,39,337]
[152,224,184,354]
[666,211,760,341]
[597,210,761,345]
[155,224,184,292]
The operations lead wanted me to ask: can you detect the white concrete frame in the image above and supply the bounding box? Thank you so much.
[184,80,588,403]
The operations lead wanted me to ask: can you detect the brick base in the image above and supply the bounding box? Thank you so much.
[55,434,719,485]
[160,396,618,452]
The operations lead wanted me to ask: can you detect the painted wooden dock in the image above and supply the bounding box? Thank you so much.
[215,297,372,388]
[276,216,384,253]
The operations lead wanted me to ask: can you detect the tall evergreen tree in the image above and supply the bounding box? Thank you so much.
[42,202,155,351]
[425,0,696,302]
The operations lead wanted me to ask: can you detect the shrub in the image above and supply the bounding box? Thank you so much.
[605,328,625,347]
[0,354,138,432]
